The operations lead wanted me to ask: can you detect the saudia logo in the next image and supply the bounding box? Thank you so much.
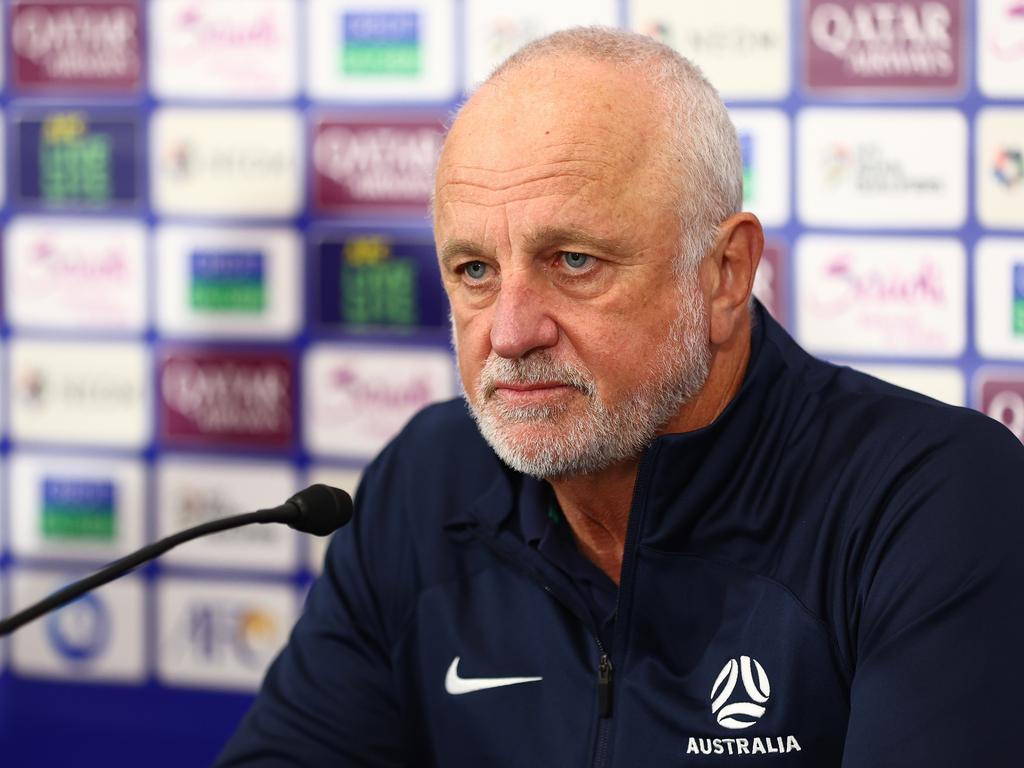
[686,656,801,757]
[174,5,279,50]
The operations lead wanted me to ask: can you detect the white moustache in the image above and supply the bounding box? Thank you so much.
[478,353,596,399]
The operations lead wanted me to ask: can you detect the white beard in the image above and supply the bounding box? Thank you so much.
[460,281,712,479]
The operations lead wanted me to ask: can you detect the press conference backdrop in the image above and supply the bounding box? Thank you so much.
[0,0,1020,764]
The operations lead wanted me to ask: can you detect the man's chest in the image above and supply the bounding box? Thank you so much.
[397,549,849,766]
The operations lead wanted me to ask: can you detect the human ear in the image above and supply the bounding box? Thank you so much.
[704,212,764,345]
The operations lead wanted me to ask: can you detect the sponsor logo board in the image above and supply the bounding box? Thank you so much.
[976,108,1024,230]
[10,568,145,682]
[9,339,151,448]
[795,235,965,357]
[9,452,146,559]
[11,1,143,92]
[155,225,301,338]
[151,108,302,218]
[156,458,300,572]
[314,233,446,331]
[149,0,298,100]
[312,117,444,214]
[803,0,964,94]
[157,577,296,691]
[307,0,456,101]
[840,363,964,405]
[304,345,455,459]
[158,347,296,449]
[978,0,1024,98]
[15,110,140,209]
[797,108,966,228]
[304,465,362,573]
[975,369,1024,442]
[467,0,618,88]
[975,238,1024,359]
[630,0,791,100]
[4,216,147,332]
[731,110,790,228]
[753,241,788,327]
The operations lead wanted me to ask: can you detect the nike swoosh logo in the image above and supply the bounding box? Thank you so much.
[444,656,542,695]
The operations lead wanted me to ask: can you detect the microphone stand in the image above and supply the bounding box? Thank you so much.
[0,484,352,637]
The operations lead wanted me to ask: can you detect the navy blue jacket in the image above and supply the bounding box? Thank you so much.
[217,309,1024,766]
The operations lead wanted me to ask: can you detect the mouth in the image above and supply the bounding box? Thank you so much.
[489,381,579,405]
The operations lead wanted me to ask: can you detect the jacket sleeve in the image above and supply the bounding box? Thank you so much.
[841,414,1024,768]
[214,453,412,767]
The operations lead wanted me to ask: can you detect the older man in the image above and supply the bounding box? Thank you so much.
[218,28,1024,767]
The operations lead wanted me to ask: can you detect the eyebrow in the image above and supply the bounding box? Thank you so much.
[438,227,620,269]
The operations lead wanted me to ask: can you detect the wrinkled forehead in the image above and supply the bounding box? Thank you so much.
[435,56,670,199]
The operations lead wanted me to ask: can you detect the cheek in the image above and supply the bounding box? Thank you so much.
[452,310,492,394]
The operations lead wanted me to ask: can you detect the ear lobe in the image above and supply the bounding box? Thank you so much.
[707,213,764,344]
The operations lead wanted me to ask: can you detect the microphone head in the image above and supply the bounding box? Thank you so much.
[286,484,353,536]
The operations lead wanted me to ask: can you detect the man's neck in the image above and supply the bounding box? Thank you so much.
[549,327,752,584]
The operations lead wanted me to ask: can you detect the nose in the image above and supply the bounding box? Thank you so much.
[489,273,559,359]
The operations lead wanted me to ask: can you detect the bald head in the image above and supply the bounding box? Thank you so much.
[439,27,743,270]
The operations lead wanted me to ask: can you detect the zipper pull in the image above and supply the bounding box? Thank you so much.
[598,654,614,718]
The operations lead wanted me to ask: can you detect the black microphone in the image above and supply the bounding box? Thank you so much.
[0,484,353,638]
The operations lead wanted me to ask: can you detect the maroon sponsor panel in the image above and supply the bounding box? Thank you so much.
[11,0,143,92]
[312,117,444,214]
[977,373,1024,443]
[803,0,963,93]
[159,348,295,450]
[754,241,788,327]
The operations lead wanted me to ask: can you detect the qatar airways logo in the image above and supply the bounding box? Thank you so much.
[160,352,295,448]
[12,2,141,90]
[312,120,443,211]
[806,0,961,89]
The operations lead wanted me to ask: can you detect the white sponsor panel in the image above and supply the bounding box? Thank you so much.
[304,465,362,573]
[0,117,6,208]
[795,235,965,357]
[150,0,299,100]
[157,577,297,691]
[840,363,965,406]
[4,217,147,332]
[730,109,789,227]
[466,0,618,88]
[629,0,791,100]
[9,339,151,448]
[978,0,1024,98]
[155,225,302,339]
[304,344,455,459]
[796,108,966,228]
[10,568,145,683]
[975,238,1024,359]
[307,0,456,101]
[156,457,300,572]
[976,108,1024,231]
[151,108,302,218]
[9,451,146,560]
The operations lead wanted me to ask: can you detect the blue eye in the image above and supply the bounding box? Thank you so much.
[562,252,590,269]
[464,261,487,279]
